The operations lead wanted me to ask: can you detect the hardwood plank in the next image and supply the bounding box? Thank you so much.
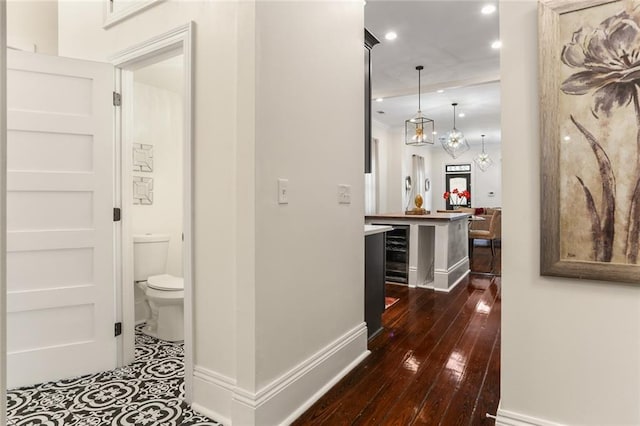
[373,280,499,425]
[424,279,501,425]
[470,244,501,275]
[324,284,479,425]
[347,284,490,425]
[469,329,501,425]
[293,276,501,425]
[292,286,439,424]
[294,283,466,425]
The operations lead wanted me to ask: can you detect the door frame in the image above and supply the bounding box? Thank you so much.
[1,1,7,423]
[110,22,195,402]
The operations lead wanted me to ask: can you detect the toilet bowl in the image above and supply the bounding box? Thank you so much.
[133,234,184,342]
[143,274,184,342]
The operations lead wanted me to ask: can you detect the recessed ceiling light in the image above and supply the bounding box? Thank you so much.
[385,31,398,41]
[432,131,438,135]
[437,89,444,93]
[564,136,571,141]
[481,4,496,15]
[458,113,465,118]
[375,98,383,102]
[491,40,502,49]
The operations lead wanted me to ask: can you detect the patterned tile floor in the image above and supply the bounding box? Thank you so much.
[7,325,221,426]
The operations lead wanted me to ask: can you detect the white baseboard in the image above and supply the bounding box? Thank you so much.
[433,268,470,293]
[191,402,231,426]
[419,267,470,293]
[191,323,368,425]
[408,266,418,288]
[496,408,566,426]
[278,345,370,425]
[191,366,236,426]
[232,322,369,425]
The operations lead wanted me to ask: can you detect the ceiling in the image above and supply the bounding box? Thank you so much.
[365,0,501,144]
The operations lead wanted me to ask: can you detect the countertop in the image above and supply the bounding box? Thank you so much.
[364,224,393,236]
[365,212,470,221]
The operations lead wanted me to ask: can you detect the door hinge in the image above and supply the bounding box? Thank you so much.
[114,322,122,337]
[113,207,121,222]
[113,91,121,107]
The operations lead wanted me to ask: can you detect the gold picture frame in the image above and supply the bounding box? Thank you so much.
[540,0,640,283]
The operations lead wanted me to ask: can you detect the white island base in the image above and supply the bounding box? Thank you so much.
[365,212,470,292]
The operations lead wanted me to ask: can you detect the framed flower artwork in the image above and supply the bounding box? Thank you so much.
[540,0,640,283]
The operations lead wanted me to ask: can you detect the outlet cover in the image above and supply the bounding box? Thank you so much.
[278,179,289,204]
[338,184,351,204]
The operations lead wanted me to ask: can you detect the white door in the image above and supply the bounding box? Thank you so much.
[6,50,116,388]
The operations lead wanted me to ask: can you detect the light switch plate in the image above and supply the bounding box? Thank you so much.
[278,179,289,204]
[338,184,351,204]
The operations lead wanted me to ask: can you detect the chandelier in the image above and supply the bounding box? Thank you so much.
[441,102,470,158]
[474,134,494,171]
[405,65,434,146]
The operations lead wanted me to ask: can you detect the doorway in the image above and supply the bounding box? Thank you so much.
[3,23,193,397]
[445,172,472,209]
[129,54,185,341]
[5,24,204,424]
[112,23,194,402]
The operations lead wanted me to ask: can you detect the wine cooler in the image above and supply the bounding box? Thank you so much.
[382,225,409,284]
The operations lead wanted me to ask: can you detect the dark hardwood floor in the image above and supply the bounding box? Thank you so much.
[470,242,501,276]
[293,274,501,426]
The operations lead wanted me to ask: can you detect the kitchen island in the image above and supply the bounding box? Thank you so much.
[365,212,470,292]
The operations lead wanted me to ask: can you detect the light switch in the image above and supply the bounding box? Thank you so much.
[338,184,351,204]
[278,179,289,204]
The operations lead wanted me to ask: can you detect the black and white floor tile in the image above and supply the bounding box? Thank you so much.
[7,325,221,426]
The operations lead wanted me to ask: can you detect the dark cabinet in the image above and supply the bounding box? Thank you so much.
[365,232,386,340]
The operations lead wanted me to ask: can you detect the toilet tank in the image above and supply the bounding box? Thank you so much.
[133,234,170,282]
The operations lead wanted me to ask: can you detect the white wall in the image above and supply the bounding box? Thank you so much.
[374,124,435,213]
[499,1,640,425]
[374,124,501,214]
[131,80,183,277]
[7,0,57,54]
[371,119,400,213]
[57,1,240,417]
[430,144,502,211]
[252,0,364,383]
[57,1,367,424]
[243,2,366,422]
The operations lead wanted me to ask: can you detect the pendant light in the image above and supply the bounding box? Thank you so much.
[405,65,435,146]
[441,102,470,158]
[474,134,494,172]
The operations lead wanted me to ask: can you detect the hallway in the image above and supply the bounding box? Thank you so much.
[294,274,501,425]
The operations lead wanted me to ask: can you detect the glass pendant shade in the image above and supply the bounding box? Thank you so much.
[474,134,494,171]
[405,65,435,146]
[441,103,470,158]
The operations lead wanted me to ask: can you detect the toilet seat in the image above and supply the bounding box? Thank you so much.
[147,274,183,291]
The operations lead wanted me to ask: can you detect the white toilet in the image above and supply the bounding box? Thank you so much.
[133,234,184,342]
